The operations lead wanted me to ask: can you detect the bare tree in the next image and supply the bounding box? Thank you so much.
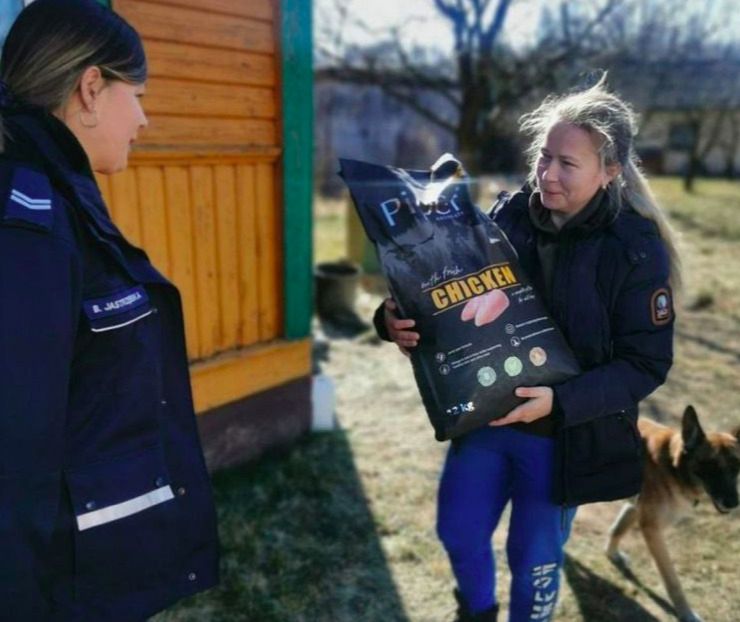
[317,0,740,185]
[603,2,740,191]
[724,111,740,178]
[317,0,627,173]
[683,111,722,192]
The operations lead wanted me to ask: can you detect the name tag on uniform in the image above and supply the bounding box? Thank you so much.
[3,167,53,229]
[83,285,153,332]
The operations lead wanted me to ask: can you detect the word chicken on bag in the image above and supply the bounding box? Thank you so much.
[340,154,579,441]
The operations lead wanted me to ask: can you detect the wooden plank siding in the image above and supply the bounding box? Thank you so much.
[255,163,281,340]
[139,0,274,21]
[162,165,200,358]
[190,340,310,414]
[137,116,276,148]
[99,161,282,358]
[235,164,261,346]
[189,165,221,357]
[99,0,301,414]
[136,166,170,275]
[118,1,275,53]
[143,79,275,118]
[213,165,240,352]
[145,41,276,87]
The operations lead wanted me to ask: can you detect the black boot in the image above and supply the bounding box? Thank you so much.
[453,589,499,622]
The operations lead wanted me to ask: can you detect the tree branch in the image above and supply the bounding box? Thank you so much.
[316,66,458,134]
[480,0,512,54]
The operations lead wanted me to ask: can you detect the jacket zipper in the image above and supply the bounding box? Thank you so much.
[554,240,571,515]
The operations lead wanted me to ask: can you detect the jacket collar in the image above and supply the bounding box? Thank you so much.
[5,111,170,287]
[5,109,94,178]
[528,188,617,238]
[6,111,120,237]
[40,111,94,178]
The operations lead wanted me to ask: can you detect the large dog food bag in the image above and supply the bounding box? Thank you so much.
[340,154,580,441]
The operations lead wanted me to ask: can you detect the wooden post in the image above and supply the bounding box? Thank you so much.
[281,0,314,340]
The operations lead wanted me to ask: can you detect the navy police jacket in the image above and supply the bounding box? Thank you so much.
[491,187,675,506]
[0,111,219,619]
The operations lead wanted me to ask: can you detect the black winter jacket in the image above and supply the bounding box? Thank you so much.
[493,188,674,505]
[375,187,675,506]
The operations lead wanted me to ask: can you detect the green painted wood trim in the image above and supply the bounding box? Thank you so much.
[281,0,314,340]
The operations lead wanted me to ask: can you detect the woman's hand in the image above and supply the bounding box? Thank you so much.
[383,298,420,357]
[489,386,553,426]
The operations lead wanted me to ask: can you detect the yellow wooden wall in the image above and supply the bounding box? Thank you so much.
[97,159,281,360]
[117,0,278,149]
[103,0,310,412]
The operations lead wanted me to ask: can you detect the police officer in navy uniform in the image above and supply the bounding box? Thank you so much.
[377,78,678,621]
[0,1,218,619]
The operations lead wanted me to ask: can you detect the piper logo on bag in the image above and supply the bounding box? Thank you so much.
[379,159,466,227]
[380,192,465,227]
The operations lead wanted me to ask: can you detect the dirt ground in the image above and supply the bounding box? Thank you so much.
[315,179,740,622]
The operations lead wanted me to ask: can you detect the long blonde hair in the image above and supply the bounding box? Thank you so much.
[519,76,682,290]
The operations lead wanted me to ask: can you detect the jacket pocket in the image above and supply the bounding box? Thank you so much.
[65,443,181,589]
[568,412,641,474]
[558,412,643,505]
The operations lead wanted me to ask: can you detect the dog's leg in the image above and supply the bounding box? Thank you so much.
[605,502,637,568]
[640,521,703,622]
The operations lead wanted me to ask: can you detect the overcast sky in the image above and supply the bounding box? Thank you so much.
[315,0,546,52]
[314,0,740,55]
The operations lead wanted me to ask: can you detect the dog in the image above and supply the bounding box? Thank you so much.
[605,405,739,622]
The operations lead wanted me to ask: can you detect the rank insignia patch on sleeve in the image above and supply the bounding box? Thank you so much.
[650,288,673,326]
[3,167,53,230]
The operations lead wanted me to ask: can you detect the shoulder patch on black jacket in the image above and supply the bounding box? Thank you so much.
[1,163,54,231]
[650,288,673,325]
